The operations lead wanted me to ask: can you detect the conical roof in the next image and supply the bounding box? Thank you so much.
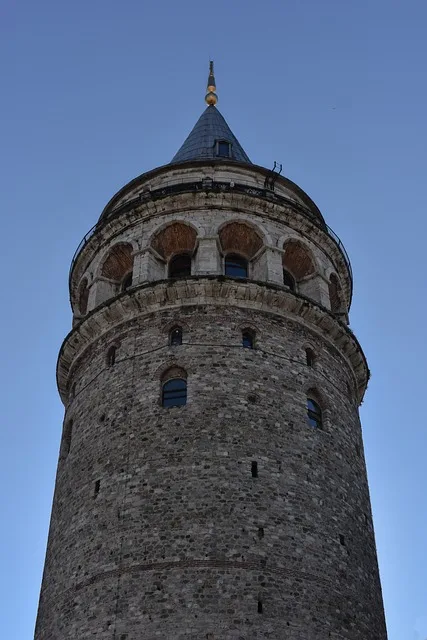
[171,105,251,164]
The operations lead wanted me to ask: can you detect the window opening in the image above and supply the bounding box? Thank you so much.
[169,327,183,346]
[282,269,296,291]
[107,345,116,367]
[339,534,345,546]
[258,600,263,614]
[305,348,315,367]
[162,378,187,408]
[225,254,248,278]
[242,330,254,349]
[62,420,73,458]
[169,253,192,278]
[94,480,101,497]
[258,527,265,539]
[217,140,231,158]
[122,272,132,291]
[251,461,258,478]
[307,398,322,428]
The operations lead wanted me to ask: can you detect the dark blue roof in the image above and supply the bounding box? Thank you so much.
[171,105,251,164]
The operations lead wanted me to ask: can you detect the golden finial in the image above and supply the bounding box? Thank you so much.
[205,60,218,106]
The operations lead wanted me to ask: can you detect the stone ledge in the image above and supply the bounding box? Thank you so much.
[57,277,368,405]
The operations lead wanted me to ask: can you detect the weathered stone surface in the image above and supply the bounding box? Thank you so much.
[35,160,387,639]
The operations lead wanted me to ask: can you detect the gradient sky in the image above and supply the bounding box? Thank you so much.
[1,1,426,638]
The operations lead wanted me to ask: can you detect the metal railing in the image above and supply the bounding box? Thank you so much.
[69,179,353,291]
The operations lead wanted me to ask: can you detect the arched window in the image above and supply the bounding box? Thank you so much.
[282,240,315,282]
[107,345,116,367]
[122,272,132,291]
[225,254,248,278]
[307,398,322,428]
[162,378,187,408]
[169,326,183,346]
[242,329,255,349]
[169,253,192,278]
[305,348,315,367]
[101,243,134,282]
[282,269,296,291]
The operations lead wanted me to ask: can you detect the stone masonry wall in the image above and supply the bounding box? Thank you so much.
[35,303,387,639]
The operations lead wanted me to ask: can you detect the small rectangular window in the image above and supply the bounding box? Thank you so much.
[251,461,258,478]
[217,141,231,158]
[94,480,101,497]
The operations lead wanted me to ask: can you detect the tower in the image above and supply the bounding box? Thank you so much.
[35,65,388,639]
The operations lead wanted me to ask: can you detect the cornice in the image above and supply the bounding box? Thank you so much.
[58,277,368,406]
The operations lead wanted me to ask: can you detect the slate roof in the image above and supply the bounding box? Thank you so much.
[171,105,251,164]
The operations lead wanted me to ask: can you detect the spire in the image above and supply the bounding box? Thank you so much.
[171,63,251,165]
[205,61,218,106]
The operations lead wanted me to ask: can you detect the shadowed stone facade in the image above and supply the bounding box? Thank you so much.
[35,97,387,639]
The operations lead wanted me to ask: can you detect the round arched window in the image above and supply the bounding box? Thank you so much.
[169,327,183,346]
[162,378,187,408]
[307,398,322,428]
[242,330,255,349]
[225,254,248,278]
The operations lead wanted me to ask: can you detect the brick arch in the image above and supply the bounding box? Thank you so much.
[151,222,197,261]
[218,221,263,259]
[306,386,328,410]
[282,240,315,280]
[100,243,134,281]
[77,277,89,315]
[161,364,187,383]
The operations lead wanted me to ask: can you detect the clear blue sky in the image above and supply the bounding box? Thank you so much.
[1,1,426,638]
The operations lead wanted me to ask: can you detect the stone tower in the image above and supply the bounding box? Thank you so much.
[35,65,388,639]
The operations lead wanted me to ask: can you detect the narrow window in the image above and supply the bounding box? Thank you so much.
[257,600,263,614]
[62,419,73,458]
[242,330,254,349]
[339,534,345,546]
[251,461,258,478]
[94,479,101,497]
[225,254,248,278]
[162,378,187,408]
[258,527,264,539]
[282,269,295,291]
[307,398,322,428]
[107,345,116,367]
[169,253,191,278]
[169,326,183,346]
[305,348,315,367]
[217,140,231,158]
[121,272,132,291]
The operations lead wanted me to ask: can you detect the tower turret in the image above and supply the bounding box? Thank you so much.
[35,65,387,639]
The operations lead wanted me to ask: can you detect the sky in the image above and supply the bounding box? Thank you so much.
[1,1,426,638]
